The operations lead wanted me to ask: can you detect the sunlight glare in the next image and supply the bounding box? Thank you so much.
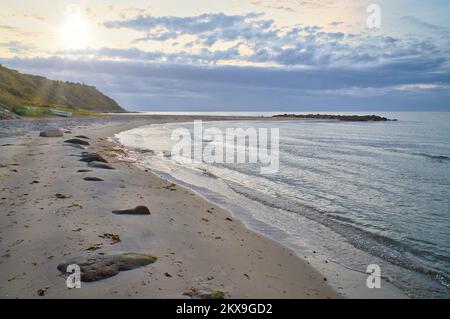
[60,6,90,50]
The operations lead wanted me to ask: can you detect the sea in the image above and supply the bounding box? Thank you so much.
[115,112,450,298]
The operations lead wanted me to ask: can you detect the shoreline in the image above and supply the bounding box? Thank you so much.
[0,115,339,298]
[108,117,409,299]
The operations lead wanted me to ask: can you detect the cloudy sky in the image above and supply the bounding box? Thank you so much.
[1,0,449,111]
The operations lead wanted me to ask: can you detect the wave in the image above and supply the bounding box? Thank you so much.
[114,118,450,298]
[225,180,450,295]
[386,149,450,162]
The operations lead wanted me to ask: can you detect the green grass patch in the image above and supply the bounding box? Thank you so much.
[12,106,109,118]
[13,106,49,117]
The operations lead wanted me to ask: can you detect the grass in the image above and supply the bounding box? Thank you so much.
[12,106,108,118]
[0,64,125,113]
[13,106,49,117]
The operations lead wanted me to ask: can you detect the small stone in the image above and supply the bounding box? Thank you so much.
[77,169,92,173]
[83,177,104,182]
[80,153,107,163]
[55,193,71,199]
[88,162,115,170]
[183,288,226,299]
[37,288,46,296]
[64,138,90,146]
[112,206,151,215]
[75,135,89,139]
[67,144,86,150]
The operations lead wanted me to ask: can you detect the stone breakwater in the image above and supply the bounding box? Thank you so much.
[273,114,396,121]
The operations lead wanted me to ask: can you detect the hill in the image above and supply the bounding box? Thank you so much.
[0,64,126,114]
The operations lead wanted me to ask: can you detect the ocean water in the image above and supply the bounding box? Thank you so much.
[115,112,450,298]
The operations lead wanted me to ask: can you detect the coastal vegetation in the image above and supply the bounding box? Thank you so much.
[11,106,102,118]
[0,64,125,117]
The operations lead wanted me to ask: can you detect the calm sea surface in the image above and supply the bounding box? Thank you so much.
[116,112,450,298]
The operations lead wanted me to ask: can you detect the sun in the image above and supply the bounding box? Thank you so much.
[60,7,91,50]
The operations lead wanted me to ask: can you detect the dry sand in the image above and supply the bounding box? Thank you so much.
[0,116,340,299]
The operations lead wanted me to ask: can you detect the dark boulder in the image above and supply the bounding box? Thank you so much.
[40,129,63,137]
[57,252,157,282]
[64,138,90,146]
[80,152,107,163]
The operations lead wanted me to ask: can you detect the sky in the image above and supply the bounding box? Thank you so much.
[1,0,450,111]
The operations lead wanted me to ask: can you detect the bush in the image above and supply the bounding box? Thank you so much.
[13,106,49,117]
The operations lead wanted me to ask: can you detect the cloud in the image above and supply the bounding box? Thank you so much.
[2,55,449,111]
[250,1,295,12]
[328,21,343,27]
[394,83,447,91]
[101,12,450,70]
[105,12,265,34]
[2,8,449,111]
[0,24,15,30]
[402,16,449,32]
[23,13,45,21]
[0,41,34,53]
[105,12,275,46]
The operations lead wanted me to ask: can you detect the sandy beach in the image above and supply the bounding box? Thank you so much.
[0,115,342,299]
[1,0,448,301]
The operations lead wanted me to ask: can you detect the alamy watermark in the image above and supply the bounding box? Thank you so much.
[66,264,81,289]
[366,264,381,289]
[170,120,279,174]
[367,4,381,29]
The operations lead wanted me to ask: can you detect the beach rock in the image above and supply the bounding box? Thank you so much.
[0,106,21,120]
[75,135,89,139]
[37,288,49,296]
[272,114,394,122]
[135,148,154,155]
[183,288,226,299]
[112,206,151,215]
[80,152,107,163]
[57,252,157,282]
[40,129,63,137]
[88,161,115,170]
[67,144,86,150]
[55,193,71,199]
[77,169,92,173]
[83,177,104,182]
[64,138,90,146]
